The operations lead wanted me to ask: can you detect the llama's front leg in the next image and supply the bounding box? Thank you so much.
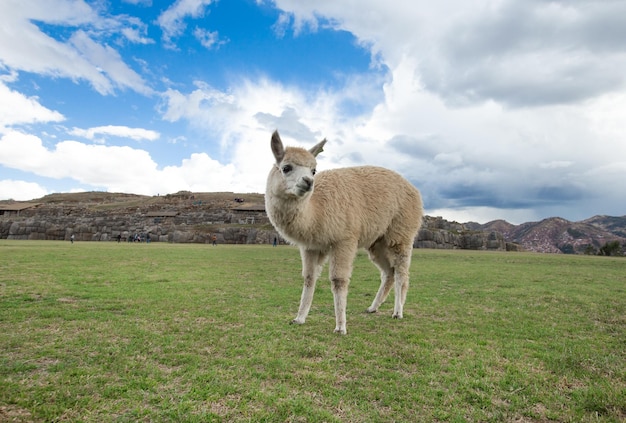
[329,245,357,334]
[292,277,316,325]
[292,248,325,325]
[331,278,349,334]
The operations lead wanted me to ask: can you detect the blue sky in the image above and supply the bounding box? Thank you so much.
[1,0,625,224]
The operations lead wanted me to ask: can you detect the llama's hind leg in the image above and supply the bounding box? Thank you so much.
[292,248,327,325]
[366,241,394,313]
[329,244,357,334]
[392,245,413,319]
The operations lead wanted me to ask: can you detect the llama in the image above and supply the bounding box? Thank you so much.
[265,130,424,334]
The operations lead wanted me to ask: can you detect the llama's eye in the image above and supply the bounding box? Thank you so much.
[311,169,316,176]
[282,164,293,174]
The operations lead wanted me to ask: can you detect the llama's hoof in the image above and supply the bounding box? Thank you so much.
[334,328,347,335]
[392,313,403,319]
[365,307,378,314]
[290,318,305,325]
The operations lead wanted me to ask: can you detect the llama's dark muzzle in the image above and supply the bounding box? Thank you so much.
[295,176,314,195]
[301,177,313,190]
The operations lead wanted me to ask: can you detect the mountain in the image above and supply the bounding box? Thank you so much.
[582,215,626,238]
[466,219,516,238]
[470,216,626,254]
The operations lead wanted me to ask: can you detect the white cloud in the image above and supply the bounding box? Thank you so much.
[157,0,214,48]
[69,30,153,95]
[0,130,243,198]
[158,76,383,195]
[0,0,151,95]
[539,161,574,170]
[160,82,240,135]
[272,13,291,38]
[160,153,238,193]
[123,0,152,5]
[193,27,226,49]
[273,0,626,107]
[121,27,154,45]
[0,82,65,130]
[0,179,48,201]
[69,125,160,142]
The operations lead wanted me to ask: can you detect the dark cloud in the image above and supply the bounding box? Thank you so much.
[439,184,534,209]
[388,134,441,159]
[428,62,622,108]
[434,177,589,212]
[422,0,626,107]
[535,184,588,203]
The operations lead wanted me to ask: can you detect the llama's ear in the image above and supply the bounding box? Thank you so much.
[271,130,285,163]
[309,139,326,157]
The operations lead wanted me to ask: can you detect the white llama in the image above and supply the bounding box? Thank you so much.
[265,131,423,334]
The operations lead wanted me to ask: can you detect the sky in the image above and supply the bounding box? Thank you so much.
[1,0,625,224]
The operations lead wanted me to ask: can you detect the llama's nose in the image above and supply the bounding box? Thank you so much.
[301,176,313,190]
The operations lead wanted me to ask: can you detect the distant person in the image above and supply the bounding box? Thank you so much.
[273,237,277,247]
[117,234,122,243]
[146,233,151,243]
[70,234,75,244]
[212,234,217,246]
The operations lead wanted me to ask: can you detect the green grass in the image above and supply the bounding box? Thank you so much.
[1,241,624,422]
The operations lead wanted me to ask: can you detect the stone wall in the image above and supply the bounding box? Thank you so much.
[0,205,279,245]
[0,205,517,251]
[414,216,512,251]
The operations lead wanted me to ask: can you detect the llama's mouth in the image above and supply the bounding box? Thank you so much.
[294,178,313,196]
[294,185,312,196]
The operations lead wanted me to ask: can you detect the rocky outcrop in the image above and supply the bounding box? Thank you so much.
[1,213,513,250]
[0,192,518,251]
[0,211,275,244]
[415,216,518,251]
[0,193,280,245]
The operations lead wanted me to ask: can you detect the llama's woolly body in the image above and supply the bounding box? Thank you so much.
[267,166,420,250]
[265,131,423,334]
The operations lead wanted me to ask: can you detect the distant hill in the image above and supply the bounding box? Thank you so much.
[469,216,626,254]
[465,219,516,237]
[582,215,626,238]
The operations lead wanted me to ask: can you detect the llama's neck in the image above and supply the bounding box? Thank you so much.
[267,191,317,242]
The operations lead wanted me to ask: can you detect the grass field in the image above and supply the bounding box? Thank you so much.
[1,241,624,422]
